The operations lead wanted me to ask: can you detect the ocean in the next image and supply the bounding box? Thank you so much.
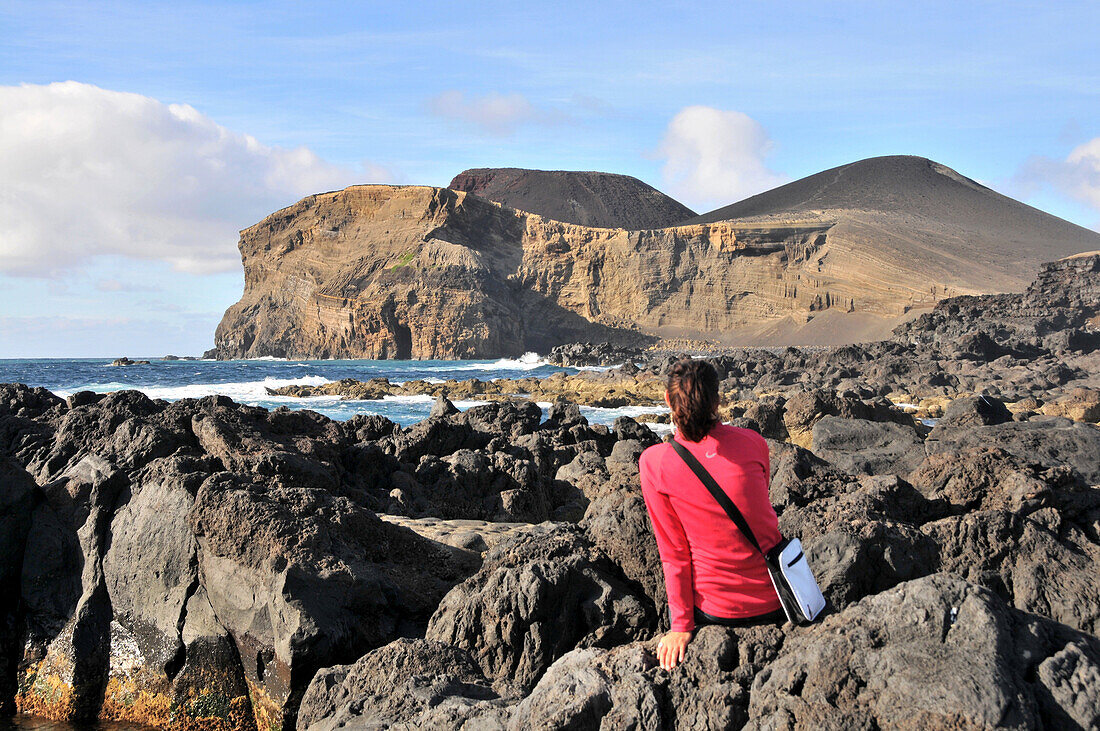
[0,353,669,429]
[1,353,668,731]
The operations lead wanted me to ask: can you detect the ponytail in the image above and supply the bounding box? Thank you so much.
[666,358,720,441]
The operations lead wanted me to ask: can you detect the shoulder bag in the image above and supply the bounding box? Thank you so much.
[671,441,826,625]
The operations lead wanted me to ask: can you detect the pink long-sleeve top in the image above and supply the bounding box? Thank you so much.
[639,424,782,632]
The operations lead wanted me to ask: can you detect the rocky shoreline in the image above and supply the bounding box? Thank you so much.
[272,254,1100,429]
[1,253,1098,730]
[266,368,666,410]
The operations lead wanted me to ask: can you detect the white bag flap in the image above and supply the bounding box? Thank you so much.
[777,538,826,620]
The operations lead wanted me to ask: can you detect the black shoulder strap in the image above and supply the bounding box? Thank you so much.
[670,441,763,555]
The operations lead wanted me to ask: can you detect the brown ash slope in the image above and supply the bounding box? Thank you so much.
[448,167,696,229]
[209,158,1100,359]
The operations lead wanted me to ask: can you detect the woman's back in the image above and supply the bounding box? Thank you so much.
[640,423,782,631]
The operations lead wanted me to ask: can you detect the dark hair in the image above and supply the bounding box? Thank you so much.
[666,358,720,441]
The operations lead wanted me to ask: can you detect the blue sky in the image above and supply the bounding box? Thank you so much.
[2,0,1099,357]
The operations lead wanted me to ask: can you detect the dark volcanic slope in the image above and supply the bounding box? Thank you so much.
[684,155,1099,303]
[687,154,1099,253]
[449,167,695,229]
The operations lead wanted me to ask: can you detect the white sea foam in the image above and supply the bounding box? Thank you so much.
[449,352,548,372]
[51,381,133,395]
[453,399,491,409]
[579,404,670,421]
[533,401,668,419]
[51,375,332,403]
[574,363,623,372]
[367,394,491,409]
[376,394,435,404]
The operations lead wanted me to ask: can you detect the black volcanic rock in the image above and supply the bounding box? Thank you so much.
[927,416,1100,484]
[922,510,1100,636]
[507,623,784,731]
[343,575,1100,730]
[190,471,479,725]
[894,251,1100,358]
[507,576,1099,730]
[0,391,488,728]
[581,487,667,629]
[748,574,1100,729]
[810,416,925,476]
[3,361,1100,730]
[424,524,656,693]
[0,457,36,715]
[937,394,1014,428]
[908,447,1084,515]
[547,341,645,367]
[448,167,695,229]
[297,639,499,730]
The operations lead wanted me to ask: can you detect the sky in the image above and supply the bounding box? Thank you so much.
[2,0,1099,357]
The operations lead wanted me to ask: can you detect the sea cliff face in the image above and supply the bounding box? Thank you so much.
[209,184,988,360]
[209,157,1100,360]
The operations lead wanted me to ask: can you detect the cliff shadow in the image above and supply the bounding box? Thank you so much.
[512,290,657,354]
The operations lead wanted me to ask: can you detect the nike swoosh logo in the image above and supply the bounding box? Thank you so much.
[705,451,716,458]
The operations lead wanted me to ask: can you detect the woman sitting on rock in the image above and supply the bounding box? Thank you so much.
[640,358,784,671]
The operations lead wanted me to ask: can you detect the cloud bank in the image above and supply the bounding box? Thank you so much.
[1016,138,1100,221]
[657,106,787,212]
[0,81,370,276]
[428,90,561,135]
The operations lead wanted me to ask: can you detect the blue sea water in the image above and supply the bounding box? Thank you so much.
[0,354,667,730]
[0,354,668,428]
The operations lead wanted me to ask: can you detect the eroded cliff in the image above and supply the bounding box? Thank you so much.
[210,159,1100,359]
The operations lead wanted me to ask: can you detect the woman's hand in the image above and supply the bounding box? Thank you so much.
[656,631,693,670]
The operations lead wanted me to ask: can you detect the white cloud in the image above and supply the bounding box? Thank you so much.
[0,81,380,277]
[96,278,155,293]
[657,106,787,212]
[1016,138,1100,214]
[0,312,221,358]
[428,90,558,135]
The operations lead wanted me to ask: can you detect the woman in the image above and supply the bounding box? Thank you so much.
[640,358,784,671]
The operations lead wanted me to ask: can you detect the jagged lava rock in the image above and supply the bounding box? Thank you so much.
[424,524,656,693]
[296,638,500,731]
[810,415,925,476]
[747,574,1100,730]
[0,457,36,716]
[1,387,484,730]
[927,414,1100,484]
[188,471,478,728]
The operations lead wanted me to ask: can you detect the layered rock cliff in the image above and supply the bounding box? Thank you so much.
[210,159,1100,359]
